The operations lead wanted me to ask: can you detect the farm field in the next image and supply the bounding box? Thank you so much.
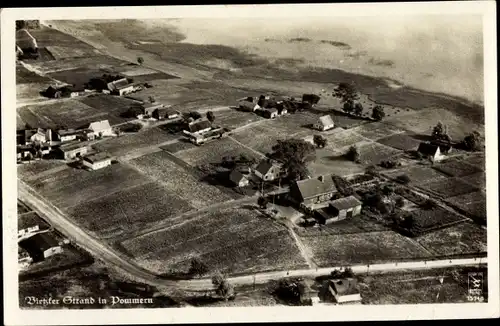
[376,132,421,151]
[17,99,123,130]
[417,178,480,198]
[67,181,192,239]
[416,222,486,256]
[174,137,262,167]
[128,151,232,208]
[307,149,364,177]
[27,55,127,74]
[29,27,96,50]
[121,206,308,275]
[296,214,389,237]
[47,67,111,89]
[16,83,55,104]
[433,158,483,177]
[159,140,195,153]
[460,154,485,170]
[79,94,140,118]
[93,127,177,157]
[447,191,486,206]
[383,165,449,184]
[215,108,265,130]
[45,45,102,60]
[17,160,67,181]
[357,142,402,165]
[383,108,484,140]
[328,111,369,129]
[28,163,151,209]
[321,128,369,154]
[16,65,53,84]
[302,230,431,267]
[460,172,486,189]
[350,121,405,141]
[404,206,466,236]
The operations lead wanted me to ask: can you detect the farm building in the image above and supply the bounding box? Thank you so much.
[290,175,338,209]
[229,169,250,187]
[142,102,165,116]
[43,86,63,98]
[186,119,212,134]
[17,145,34,161]
[260,107,279,119]
[314,115,335,131]
[430,140,453,154]
[18,247,33,269]
[88,120,113,137]
[59,141,91,160]
[18,128,52,145]
[253,160,283,181]
[164,109,180,120]
[328,278,362,304]
[57,129,80,143]
[107,78,136,96]
[185,127,226,145]
[82,152,112,170]
[18,224,40,240]
[417,142,446,162]
[19,232,62,263]
[329,195,362,220]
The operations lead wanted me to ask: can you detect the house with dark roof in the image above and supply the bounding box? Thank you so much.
[259,107,278,119]
[186,119,212,134]
[253,160,283,181]
[229,169,250,187]
[329,195,362,220]
[417,142,445,162]
[19,232,62,262]
[328,278,362,304]
[165,109,180,120]
[57,129,80,143]
[314,115,335,131]
[59,140,91,160]
[142,102,165,116]
[82,152,112,170]
[290,175,338,209]
[107,78,136,96]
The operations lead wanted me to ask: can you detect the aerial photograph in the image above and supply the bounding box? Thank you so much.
[15,14,488,309]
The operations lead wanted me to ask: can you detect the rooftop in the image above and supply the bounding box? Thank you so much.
[83,152,112,163]
[329,278,360,296]
[318,115,334,126]
[19,232,60,254]
[18,212,51,232]
[295,175,337,199]
[417,142,440,156]
[329,195,362,211]
[187,119,212,133]
[255,160,281,175]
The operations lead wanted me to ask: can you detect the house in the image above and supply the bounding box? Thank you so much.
[19,232,62,263]
[430,140,453,154]
[152,107,170,120]
[18,247,33,270]
[107,78,136,96]
[261,107,278,119]
[185,127,225,145]
[17,145,34,161]
[59,141,91,160]
[253,160,283,181]
[238,97,260,112]
[88,120,113,137]
[314,115,335,131]
[417,142,445,162]
[328,278,362,304]
[290,175,338,209]
[186,119,212,134]
[328,195,362,221]
[302,94,321,106]
[276,103,288,115]
[57,129,80,143]
[44,86,62,98]
[18,211,51,240]
[142,102,165,116]
[165,109,180,120]
[229,169,250,187]
[82,152,112,170]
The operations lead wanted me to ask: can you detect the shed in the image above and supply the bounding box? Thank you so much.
[328,278,362,304]
[314,115,334,131]
[329,195,362,220]
[82,152,112,170]
[229,169,249,187]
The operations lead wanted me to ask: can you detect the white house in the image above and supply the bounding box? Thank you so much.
[88,120,113,137]
[314,115,335,131]
[253,160,283,181]
[107,78,136,96]
[82,152,112,170]
[328,278,362,304]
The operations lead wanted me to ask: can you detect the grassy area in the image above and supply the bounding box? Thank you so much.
[376,132,421,151]
[121,206,308,276]
[27,55,127,74]
[321,129,368,154]
[296,214,389,237]
[350,121,405,141]
[128,150,232,208]
[383,165,449,184]
[215,108,265,130]
[416,222,486,256]
[17,200,32,214]
[93,127,177,157]
[29,163,151,209]
[79,94,139,119]
[18,211,51,231]
[358,266,487,304]
[460,172,486,189]
[433,158,483,177]
[45,45,102,60]
[67,181,192,239]
[18,160,67,181]
[16,65,52,84]
[417,178,480,198]
[357,142,402,165]
[302,230,431,267]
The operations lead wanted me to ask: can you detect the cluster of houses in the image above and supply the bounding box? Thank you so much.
[18,211,66,270]
[140,102,180,120]
[44,77,142,99]
[17,119,114,170]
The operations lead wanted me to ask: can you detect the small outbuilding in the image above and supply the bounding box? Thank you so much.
[328,278,362,304]
[417,142,445,162]
[59,141,91,160]
[253,160,283,181]
[229,169,250,187]
[328,195,362,221]
[82,152,112,170]
[314,115,335,131]
[19,232,62,263]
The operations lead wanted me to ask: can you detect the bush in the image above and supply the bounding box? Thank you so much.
[345,145,360,162]
[395,196,405,208]
[396,174,411,184]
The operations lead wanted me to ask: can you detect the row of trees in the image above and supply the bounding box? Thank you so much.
[333,82,385,121]
[432,121,482,151]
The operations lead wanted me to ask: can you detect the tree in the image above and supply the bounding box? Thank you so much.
[395,196,405,208]
[16,20,27,31]
[345,145,360,162]
[333,82,359,104]
[188,258,209,277]
[372,105,385,121]
[287,158,310,181]
[271,139,316,180]
[137,57,144,65]
[273,278,308,305]
[353,102,364,116]
[188,111,202,120]
[313,135,327,148]
[382,184,394,196]
[212,271,234,301]
[432,122,444,139]
[148,96,156,103]
[396,174,411,185]
[462,131,482,151]
[206,111,215,123]
[258,196,269,209]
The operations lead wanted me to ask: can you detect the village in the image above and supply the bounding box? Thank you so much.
[15,21,487,306]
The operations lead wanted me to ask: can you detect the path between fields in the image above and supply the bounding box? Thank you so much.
[18,180,487,292]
